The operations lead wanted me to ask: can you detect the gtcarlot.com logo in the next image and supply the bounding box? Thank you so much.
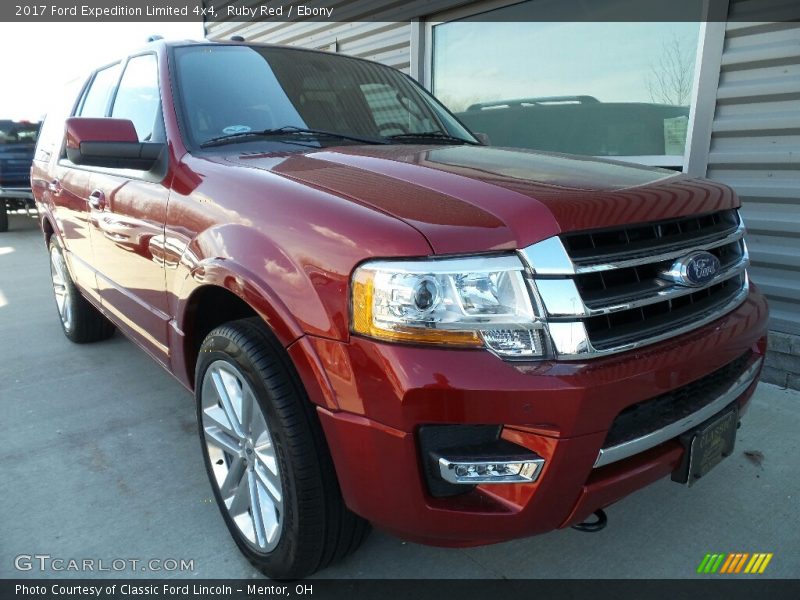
[14,554,194,573]
[697,552,773,574]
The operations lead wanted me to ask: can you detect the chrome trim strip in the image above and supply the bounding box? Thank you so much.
[538,254,748,319]
[518,236,575,275]
[535,278,585,317]
[552,275,750,360]
[581,255,748,317]
[573,223,745,274]
[594,356,763,468]
[438,456,545,484]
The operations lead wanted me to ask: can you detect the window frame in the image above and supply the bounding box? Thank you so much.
[76,61,123,119]
[109,52,164,143]
[417,0,721,172]
[61,50,168,182]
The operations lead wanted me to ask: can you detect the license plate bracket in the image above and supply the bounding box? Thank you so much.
[671,404,738,486]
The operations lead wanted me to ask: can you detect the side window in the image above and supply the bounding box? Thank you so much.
[79,63,122,117]
[35,77,83,162]
[111,54,161,142]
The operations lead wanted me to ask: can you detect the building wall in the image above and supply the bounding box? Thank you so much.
[206,2,800,388]
[707,12,800,388]
[205,0,473,71]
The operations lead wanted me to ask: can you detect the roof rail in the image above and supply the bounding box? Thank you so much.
[146,35,164,42]
[466,95,600,111]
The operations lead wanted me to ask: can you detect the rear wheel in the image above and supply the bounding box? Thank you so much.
[0,202,8,232]
[49,240,115,343]
[196,318,369,579]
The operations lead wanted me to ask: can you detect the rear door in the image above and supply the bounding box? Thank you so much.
[86,53,172,364]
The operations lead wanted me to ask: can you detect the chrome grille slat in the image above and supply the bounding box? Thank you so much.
[563,209,739,266]
[572,223,745,274]
[578,245,748,317]
[585,274,746,351]
[519,208,750,360]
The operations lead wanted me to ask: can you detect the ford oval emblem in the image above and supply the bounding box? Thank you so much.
[662,251,721,287]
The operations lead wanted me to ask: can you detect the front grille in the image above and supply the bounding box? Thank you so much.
[523,208,750,358]
[562,209,740,266]
[602,351,752,449]
[585,273,745,351]
[577,238,744,309]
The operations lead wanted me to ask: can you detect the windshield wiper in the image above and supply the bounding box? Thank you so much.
[385,132,478,145]
[200,126,388,148]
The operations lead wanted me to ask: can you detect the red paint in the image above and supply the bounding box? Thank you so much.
[65,117,138,148]
[31,40,770,547]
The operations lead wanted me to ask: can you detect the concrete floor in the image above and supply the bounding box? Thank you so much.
[1,211,798,580]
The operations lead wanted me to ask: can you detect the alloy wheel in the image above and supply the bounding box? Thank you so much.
[50,246,72,332]
[201,360,284,553]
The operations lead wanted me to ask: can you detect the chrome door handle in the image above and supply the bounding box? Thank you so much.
[48,179,62,195]
[88,189,106,210]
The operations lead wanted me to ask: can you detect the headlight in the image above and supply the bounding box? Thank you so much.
[351,255,545,358]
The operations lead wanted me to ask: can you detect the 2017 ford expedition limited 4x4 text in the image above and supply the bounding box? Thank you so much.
[31,40,768,579]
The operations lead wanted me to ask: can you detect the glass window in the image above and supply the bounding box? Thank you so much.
[360,83,435,135]
[111,54,161,142]
[432,1,701,160]
[0,121,39,145]
[174,45,475,147]
[79,63,122,118]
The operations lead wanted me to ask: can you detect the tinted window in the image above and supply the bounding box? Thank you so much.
[360,83,434,135]
[111,54,161,142]
[79,63,122,118]
[0,121,40,145]
[174,45,475,147]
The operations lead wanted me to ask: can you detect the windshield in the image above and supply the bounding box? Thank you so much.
[0,121,40,145]
[173,45,477,148]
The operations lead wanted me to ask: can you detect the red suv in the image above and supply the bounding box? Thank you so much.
[31,40,768,579]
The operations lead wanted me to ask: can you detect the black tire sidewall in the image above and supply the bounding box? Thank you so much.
[195,325,309,578]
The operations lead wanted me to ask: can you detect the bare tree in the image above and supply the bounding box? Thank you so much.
[646,35,695,106]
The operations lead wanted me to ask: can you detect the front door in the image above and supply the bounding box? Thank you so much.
[86,53,172,364]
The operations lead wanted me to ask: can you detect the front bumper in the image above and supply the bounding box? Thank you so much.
[309,288,768,546]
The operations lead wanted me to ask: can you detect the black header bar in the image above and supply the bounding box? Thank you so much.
[1,0,798,23]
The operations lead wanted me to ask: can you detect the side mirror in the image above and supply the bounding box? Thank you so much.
[474,132,491,145]
[65,117,164,171]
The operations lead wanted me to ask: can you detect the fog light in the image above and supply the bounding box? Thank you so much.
[439,456,544,484]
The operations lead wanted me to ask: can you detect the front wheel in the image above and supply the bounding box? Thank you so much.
[196,318,369,579]
[0,202,8,232]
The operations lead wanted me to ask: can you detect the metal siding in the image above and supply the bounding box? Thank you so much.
[205,0,477,72]
[708,10,800,335]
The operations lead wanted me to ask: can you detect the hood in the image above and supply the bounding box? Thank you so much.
[221,144,737,255]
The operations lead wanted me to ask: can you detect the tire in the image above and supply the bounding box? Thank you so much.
[195,317,370,579]
[0,202,8,232]
[48,240,115,343]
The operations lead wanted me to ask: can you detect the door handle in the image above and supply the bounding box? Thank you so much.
[48,179,62,195]
[88,189,106,211]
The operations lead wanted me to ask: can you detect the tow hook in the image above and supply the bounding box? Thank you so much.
[571,509,608,532]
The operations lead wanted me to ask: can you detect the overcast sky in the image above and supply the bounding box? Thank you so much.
[0,22,204,121]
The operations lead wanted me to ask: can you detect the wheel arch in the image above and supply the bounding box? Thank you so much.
[40,212,56,245]
[175,266,339,411]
